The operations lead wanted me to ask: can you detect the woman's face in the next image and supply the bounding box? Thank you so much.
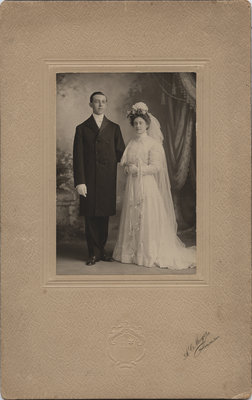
[133,117,148,135]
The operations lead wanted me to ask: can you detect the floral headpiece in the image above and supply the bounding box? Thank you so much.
[127,102,149,118]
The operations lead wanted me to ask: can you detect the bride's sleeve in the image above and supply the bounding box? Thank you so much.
[141,142,163,175]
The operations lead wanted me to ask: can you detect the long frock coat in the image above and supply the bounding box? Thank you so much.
[73,115,125,216]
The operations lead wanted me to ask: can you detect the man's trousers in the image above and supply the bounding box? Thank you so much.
[84,216,109,257]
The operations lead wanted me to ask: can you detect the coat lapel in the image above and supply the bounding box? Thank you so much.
[86,115,100,134]
[99,116,109,135]
[86,115,110,136]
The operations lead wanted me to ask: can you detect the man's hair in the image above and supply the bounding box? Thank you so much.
[90,91,107,103]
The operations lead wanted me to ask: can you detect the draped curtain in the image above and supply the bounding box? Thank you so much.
[179,73,196,107]
[165,97,195,190]
[152,73,196,230]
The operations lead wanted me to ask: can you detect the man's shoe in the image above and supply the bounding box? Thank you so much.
[100,253,114,262]
[86,256,100,266]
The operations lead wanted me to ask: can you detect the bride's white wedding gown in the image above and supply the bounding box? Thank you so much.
[113,133,196,269]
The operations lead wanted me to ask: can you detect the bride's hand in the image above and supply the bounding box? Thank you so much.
[128,164,138,176]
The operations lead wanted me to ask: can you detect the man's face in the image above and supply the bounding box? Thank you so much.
[89,94,107,115]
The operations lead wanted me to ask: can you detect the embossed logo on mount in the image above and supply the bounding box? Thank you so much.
[108,321,145,368]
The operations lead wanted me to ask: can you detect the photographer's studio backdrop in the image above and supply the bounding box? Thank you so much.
[56,72,196,273]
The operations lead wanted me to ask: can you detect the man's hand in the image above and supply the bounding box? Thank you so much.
[76,184,87,197]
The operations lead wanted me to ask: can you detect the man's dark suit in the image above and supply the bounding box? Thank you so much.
[73,115,125,258]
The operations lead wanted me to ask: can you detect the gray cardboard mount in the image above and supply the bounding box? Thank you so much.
[0,1,251,398]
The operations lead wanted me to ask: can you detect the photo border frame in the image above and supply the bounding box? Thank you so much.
[43,59,210,288]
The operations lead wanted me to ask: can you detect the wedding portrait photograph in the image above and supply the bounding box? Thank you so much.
[2,1,250,397]
[56,72,197,275]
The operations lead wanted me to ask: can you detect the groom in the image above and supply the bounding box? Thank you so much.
[73,92,125,265]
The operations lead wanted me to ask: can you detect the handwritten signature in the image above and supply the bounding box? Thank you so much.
[184,331,220,359]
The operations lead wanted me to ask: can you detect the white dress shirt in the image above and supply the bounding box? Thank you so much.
[93,113,104,129]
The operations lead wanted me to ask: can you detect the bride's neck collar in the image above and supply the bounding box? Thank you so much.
[135,131,148,140]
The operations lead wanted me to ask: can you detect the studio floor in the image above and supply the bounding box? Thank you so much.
[56,228,196,276]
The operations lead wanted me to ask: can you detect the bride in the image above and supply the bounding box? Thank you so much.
[113,102,196,270]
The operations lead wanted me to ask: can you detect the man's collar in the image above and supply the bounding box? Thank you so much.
[93,113,104,119]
